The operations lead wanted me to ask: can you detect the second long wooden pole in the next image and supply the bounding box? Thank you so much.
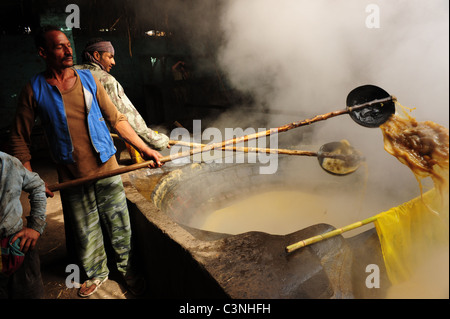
[285,216,378,253]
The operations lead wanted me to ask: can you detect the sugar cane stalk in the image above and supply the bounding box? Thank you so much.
[169,140,318,157]
[285,215,378,253]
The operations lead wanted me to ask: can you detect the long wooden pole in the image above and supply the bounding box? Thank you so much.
[47,143,317,192]
[48,97,392,192]
[285,215,378,253]
[169,140,355,161]
[169,140,318,157]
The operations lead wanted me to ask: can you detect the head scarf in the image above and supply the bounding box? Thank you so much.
[82,41,115,71]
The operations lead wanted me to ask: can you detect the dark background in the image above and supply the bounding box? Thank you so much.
[0,0,253,155]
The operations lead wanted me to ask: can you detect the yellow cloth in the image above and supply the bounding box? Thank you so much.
[374,188,449,284]
[125,142,145,163]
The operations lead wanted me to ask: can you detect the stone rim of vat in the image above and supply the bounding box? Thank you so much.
[148,156,365,233]
[125,157,389,299]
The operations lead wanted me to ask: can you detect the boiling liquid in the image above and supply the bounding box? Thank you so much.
[191,189,368,235]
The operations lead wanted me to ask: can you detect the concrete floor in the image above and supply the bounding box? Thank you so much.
[23,150,139,299]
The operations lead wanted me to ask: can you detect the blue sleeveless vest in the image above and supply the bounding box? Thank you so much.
[30,69,116,164]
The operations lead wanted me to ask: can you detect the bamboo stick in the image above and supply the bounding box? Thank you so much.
[169,140,318,157]
[169,140,360,162]
[285,215,378,253]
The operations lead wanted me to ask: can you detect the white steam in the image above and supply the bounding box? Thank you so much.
[216,0,449,205]
[218,0,449,122]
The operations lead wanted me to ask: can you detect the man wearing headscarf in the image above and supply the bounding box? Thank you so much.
[75,38,169,152]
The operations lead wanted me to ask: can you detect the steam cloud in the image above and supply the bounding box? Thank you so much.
[139,0,449,211]
[218,0,449,123]
[214,0,449,203]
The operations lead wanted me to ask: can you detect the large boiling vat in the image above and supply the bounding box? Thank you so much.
[124,155,391,299]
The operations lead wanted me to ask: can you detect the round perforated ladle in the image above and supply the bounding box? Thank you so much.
[346,84,396,128]
[317,140,364,175]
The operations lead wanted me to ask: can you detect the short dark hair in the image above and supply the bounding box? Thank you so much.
[34,25,60,49]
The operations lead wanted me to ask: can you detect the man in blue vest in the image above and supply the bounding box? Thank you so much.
[10,25,161,297]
